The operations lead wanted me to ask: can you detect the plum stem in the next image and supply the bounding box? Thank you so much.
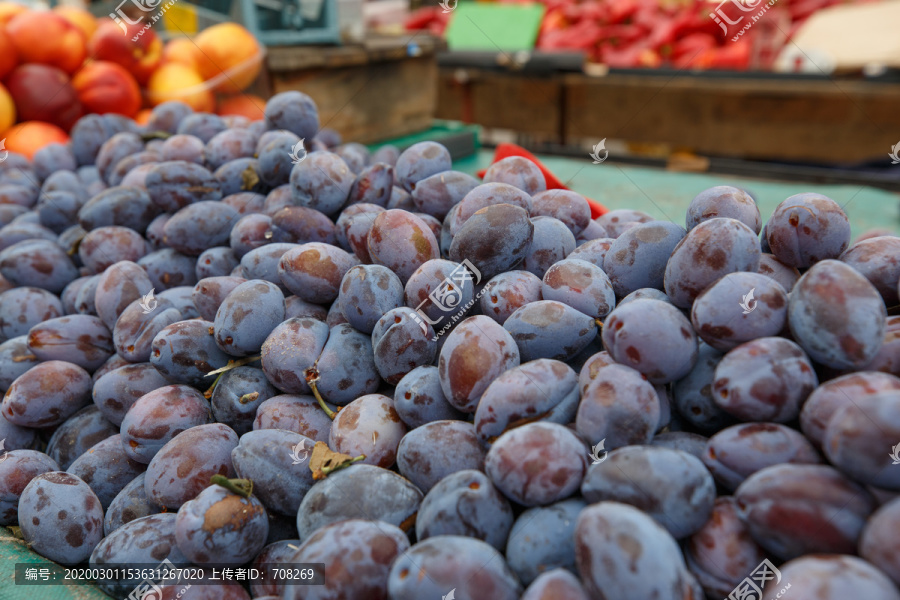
[211,475,253,498]
[238,392,260,404]
[305,367,338,420]
[204,356,262,399]
[142,131,173,141]
[595,319,603,329]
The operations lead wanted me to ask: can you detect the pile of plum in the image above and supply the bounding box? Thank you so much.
[1,90,900,600]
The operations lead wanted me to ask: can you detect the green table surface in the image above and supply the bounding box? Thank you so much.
[456,149,900,239]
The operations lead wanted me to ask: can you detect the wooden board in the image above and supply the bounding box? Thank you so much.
[267,35,441,144]
[564,72,900,163]
[435,69,563,139]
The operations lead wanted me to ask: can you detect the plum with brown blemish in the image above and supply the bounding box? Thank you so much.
[0,286,63,340]
[113,296,182,363]
[18,471,104,565]
[214,279,285,357]
[366,209,440,284]
[90,512,187,598]
[506,498,585,585]
[486,422,587,507]
[542,258,615,319]
[337,264,404,334]
[450,204,534,280]
[120,384,212,464]
[144,423,238,510]
[145,160,223,212]
[479,270,542,326]
[574,501,697,600]
[762,555,900,600]
[289,151,353,216]
[411,170,479,220]
[139,248,199,291]
[449,182,534,237]
[702,422,821,491]
[438,315,520,413]
[757,252,801,292]
[664,217,761,308]
[103,472,162,535]
[691,271,788,352]
[333,202,383,256]
[582,445,715,539]
[788,259,886,369]
[2,359,92,428]
[228,213,272,258]
[239,242,298,292]
[393,365,464,428]
[397,420,485,493]
[260,317,329,394]
[163,200,240,256]
[520,216,576,278]
[415,469,512,552]
[78,185,160,233]
[296,464,423,542]
[602,297,697,383]
[191,275,247,321]
[328,393,407,469]
[278,242,358,305]
[576,363,660,449]
[269,205,337,246]
[150,319,230,386]
[686,186,761,234]
[174,482,268,566]
[734,463,875,560]
[595,208,654,239]
[92,363,170,426]
[372,307,437,385]
[346,162,394,207]
[474,358,578,447]
[210,366,276,435]
[765,192,851,268]
[395,141,451,192]
[603,220,685,297]
[232,429,315,517]
[0,450,59,525]
[800,371,900,449]
[0,239,78,293]
[284,519,409,600]
[253,395,333,443]
[388,535,521,600]
[712,337,817,423]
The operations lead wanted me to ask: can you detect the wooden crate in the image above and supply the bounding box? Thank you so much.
[564,72,900,163]
[265,35,441,144]
[436,68,564,140]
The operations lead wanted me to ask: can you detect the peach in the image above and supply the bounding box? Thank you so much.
[6,11,87,74]
[147,63,214,113]
[193,23,262,93]
[0,28,18,81]
[0,2,27,28]
[217,94,266,121]
[0,83,15,136]
[6,64,83,132]
[4,122,69,160]
[162,37,202,71]
[53,6,98,41]
[88,19,163,86]
[72,61,141,118]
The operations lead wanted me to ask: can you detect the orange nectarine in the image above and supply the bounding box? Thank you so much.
[4,121,69,160]
[194,23,262,93]
[72,61,142,118]
[147,63,214,113]
[0,83,15,136]
[88,19,163,86]
[217,94,266,121]
[7,11,87,74]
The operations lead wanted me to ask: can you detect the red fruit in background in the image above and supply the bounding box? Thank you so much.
[6,11,87,74]
[72,61,141,118]
[88,19,163,86]
[0,29,18,81]
[5,64,83,132]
